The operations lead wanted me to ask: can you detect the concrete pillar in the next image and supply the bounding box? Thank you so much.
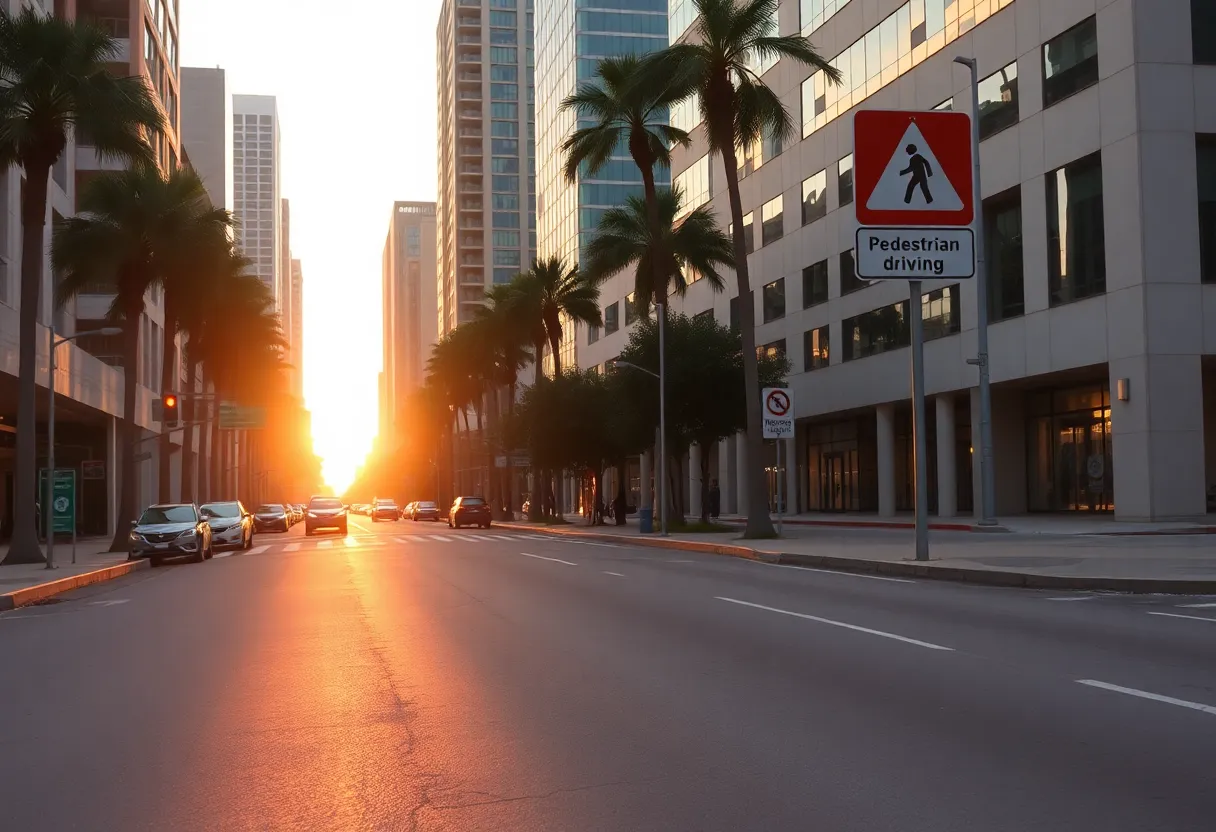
[718,436,736,515]
[640,449,652,510]
[936,395,957,518]
[734,430,748,516]
[105,414,118,538]
[785,438,798,515]
[689,444,702,518]
[876,404,896,517]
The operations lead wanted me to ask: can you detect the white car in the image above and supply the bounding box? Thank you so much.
[371,498,399,521]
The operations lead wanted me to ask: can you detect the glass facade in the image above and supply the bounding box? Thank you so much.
[1047,152,1105,307]
[1199,136,1216,283]
[536,0,668,370]
[802,260,828,308]
[1027,384,1113,512]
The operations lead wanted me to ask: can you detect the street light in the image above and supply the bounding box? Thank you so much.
[46,324,121,570]
[616,331,669,538]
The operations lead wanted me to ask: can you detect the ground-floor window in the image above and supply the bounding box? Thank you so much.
[1027,383,1113,512]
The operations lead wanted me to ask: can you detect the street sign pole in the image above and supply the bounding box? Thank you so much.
[956,56,997,526]
[909,281,930,561]
[47,325,57,569]
[658,303,668,537]
[776,439,783,536]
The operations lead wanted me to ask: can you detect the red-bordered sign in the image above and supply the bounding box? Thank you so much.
[765,389,791,418]
[854,110,974,227]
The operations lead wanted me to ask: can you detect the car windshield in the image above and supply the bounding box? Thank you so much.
[310,498,342,509]
[376,499,395,506]
[138,505,196,525]
[420,502,437,509]
[256,504,284,514]
[461,497,486,506]
[200,502,240,518]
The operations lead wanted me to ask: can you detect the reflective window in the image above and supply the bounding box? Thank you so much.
[492,211,520,228]
[492,138,519,155]
[604,301,620,334]
[490,28,517,44]
[800,0,853,36]
[1195,0,1216,63]
[762,278,785,322]
[838,154,853,206]
[588,324,600,344]
[1042,16,1098,107]
[984,187,1025,319]
[491,120,518,138]
[1047,152,1106,306]
[740,212,755,255]
[737,126,782,177]
[1198,137,1216,283]
[490,65,518,82]
[839,249,868,296]
[802,169,827,224]
[490,83,519,100]
[761,195,784,246]
[921,285,960,341]
[759,339,787,360]
[978,61,1019,139]
[625,292,638,325]
[670,92,700,134]
[493,248,521,266]
[843,301,909,361]
[673,154,711,218]
[493,268,517,284]
[490,46,518,63]
[804,325,829,371]
[490,10,516,26]
[803,259,829,308]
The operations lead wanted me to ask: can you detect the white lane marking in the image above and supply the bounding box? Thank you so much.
[430,535,452,542]
[491,535,515,541]
[569,540,619,548]
[394,537,412,544]
[761,562,915,583]
[317,540,333,549]
[1147,611,1216,624]
[467,535,495,541]
[603,571,626,577]
[285,542,301,552]
[1076,679,1216,717]
[88,599,129,607]
[519,551,578,566]
[213,551,233,559]
[715,596,954,652]
[248,545,269,556]
[1179,602,1216,608]
[1046,596,1095,601]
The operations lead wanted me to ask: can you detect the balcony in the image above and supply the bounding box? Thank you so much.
[458,72,482,84]
[457,90,481,101]
[457,15,481,27]
[460,236,484,248]
[459,142,482,156]
[458,127,483,138]
[459,200,483,211]
[459,108,481,121]
[459,182,482,192]
[457,35,480,45]
[457,0,479,7]
[458,164,483,176]
[458,49,482,64]
[460,287,488,303]
[460,256,485,266]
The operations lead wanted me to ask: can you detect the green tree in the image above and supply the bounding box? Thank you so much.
[0,9,163,563]
[582,186,733,317]
[644,0,837,537]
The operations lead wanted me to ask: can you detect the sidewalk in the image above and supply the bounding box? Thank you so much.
[712,512,1216,535]
[0,537,146,610]
[506,515,1216,593]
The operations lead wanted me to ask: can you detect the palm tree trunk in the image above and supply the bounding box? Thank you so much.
[528,339,545,521]
[181,355,199,503]
[487,387,505,520]
[549,333,562,377]
[4,160,52,564]
[505,379,517,518]
[699,439,712,525]
[720,128,776,539]
[158,303,177,503]
[108,308,143,552]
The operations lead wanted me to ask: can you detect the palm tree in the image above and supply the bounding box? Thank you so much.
[560,54,690,313]
[511,256,602,378]
[644,0,839,538]
[426,327,484,497]
[583,186,734,311]
[53,167,221,552]
[0,9,164,563]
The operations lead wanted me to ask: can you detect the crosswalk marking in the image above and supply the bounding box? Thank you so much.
[248,545,270,555]
[394,536,412,544]
[1180,602,1216,609]
[318,540,333,549]
[431,535,452,542]
[491,535,514,541]
[467,535,495,541]
[285,542,301,552]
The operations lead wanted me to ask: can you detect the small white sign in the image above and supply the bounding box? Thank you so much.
[855,227,975,280]
[865,121,964,213]
[762,387,794,439]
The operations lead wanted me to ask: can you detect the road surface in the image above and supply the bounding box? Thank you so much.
[1,515,1214,830]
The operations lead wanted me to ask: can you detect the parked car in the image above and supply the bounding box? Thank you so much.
[401,501,416,519]
[448,496,491,529]
[253,503,291,533]
[411,500,440,521]
[306,496,348,536]
[285,504,302,525]
[199,501,254,551]
[371,498,399,521]
[129,503,213,565]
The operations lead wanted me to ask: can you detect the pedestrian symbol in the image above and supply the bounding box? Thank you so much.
[865,121,962,213]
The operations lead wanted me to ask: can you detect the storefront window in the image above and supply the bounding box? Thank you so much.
[1027,383,1113,512]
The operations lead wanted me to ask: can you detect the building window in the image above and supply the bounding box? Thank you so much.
[921,285,960,341]
[802,260,828,308]
[1043,16,1098,107]
[604,301,619,334]
[490,64,518,82]
[491,157,519,174]
[588,324,600,345]
[802,169,827,224]
[761,195,784,245]
[491,120,518,137]
[1047,152,1106,306]
[492,174,519,192]
[803,325,829,371]
[800,0,852,35]
[740,212,755,254]
[489,10,517,26]
[624,292,641,325]
[492,230,520,247]
[984,187,1024,319]
[762,278,785,322]
[491,138,519,155]
[493,249,521,266]
[1195,0,1216,63]
[978,61,1019,139]
[490,46,518,63]
[838,154,853,206]
[729,291,752,332]
[492,211,520,228]
[843,301,909,361]
[759,339,786,360]
[490,83,519,100]
[673,154,711,218]
[839,249,867,295]
[490,28,517,44]
[1200,137,1216,282]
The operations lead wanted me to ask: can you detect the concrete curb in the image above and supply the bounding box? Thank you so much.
[0,558,150,611]
[507,522,1216,594]
[718,517,1009,533]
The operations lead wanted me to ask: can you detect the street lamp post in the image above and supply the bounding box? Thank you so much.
[46,324,121,570]
[615,344,668,537]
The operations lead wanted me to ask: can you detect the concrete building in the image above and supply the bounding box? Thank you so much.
[280,198,296,392]
[381,202,439,447]
[580,0,1216,522]
[435,0,537,337]
[534,0,669,372]
[290,258,303,399]
[232,94,283,316]
[180,66,233,211]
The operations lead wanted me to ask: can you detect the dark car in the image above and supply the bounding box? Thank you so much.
[199,500,254,551]
[253,503,291,533]
[411,500,440,521]
[129,503,213,565]
[448,496,491,529]
[306,496,348,536]
[371,498,399,522]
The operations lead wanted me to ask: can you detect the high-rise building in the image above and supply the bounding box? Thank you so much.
[534,0,669,371]
[290,258,304,398]
[280,198,294,385]
[232,95,283,315]
[180,66,233,211]
[435,0,536,337]
[381,202,439,446]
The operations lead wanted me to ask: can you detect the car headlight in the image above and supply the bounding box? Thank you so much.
[176,528,198,539]
[129,531,143,542]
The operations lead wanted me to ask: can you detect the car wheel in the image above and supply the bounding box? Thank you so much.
[340,525,348,536]
[306,528,314,537]
[483,523,491,530]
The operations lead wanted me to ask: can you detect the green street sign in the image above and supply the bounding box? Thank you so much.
[219,402,266,430]
[39,468,76,535]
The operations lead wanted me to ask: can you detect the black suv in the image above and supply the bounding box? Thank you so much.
[305,496,348,536]
[448,496,491,529]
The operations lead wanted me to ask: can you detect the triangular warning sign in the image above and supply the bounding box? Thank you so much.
[865,121,963,213]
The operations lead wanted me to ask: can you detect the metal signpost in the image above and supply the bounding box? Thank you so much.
[854,109,975,561]
[761,388,794,536]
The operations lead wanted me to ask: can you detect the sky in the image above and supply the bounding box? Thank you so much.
[181,0,442,493]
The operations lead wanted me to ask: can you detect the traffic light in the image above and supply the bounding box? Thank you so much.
[153,393,180,427]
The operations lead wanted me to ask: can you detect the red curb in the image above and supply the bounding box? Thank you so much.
[0,559,150,611]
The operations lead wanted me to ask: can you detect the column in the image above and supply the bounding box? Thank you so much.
[936,395,957,518]
[734,430,748,516]
[876,404,895,517]
[689,444,702,518]
[640,449,652,510]
[969,387,983,518]
[105,414,118,539]
[784,438,798,515]
[718,436,735,515]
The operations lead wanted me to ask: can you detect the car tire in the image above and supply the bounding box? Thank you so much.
[306,528,314,537]
[483,523,491,530]
[340,525,348,536]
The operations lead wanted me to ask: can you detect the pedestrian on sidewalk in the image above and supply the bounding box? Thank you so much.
[709,480,721,520]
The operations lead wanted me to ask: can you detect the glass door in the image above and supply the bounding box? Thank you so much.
[1056,410,1113,512]
[820,450,858,511]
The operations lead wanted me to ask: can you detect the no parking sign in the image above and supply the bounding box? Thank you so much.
[762,388,793,439]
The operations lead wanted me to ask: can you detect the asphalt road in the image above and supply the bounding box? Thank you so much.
[1,515,1215,831]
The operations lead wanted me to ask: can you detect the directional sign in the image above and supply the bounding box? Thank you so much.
[38,468,76,535]
[219,402,266,430]
[762,387,794,439]
[854,110,973,227]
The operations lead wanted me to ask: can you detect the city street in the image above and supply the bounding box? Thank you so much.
[1,517,1215,831]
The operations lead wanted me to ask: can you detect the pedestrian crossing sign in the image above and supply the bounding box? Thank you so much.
[854,109,974,227]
